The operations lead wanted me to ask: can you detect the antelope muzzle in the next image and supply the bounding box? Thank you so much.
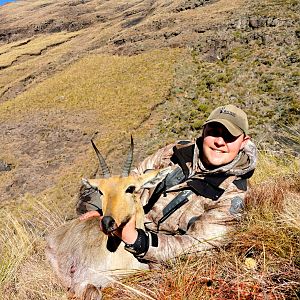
[101,216,118,234]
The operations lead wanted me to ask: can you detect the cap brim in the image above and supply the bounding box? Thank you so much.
[203,119,243,136]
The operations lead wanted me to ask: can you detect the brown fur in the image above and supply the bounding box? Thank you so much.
[46,169,171,299]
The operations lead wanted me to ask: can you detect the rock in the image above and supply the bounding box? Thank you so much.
[0,160,12,172]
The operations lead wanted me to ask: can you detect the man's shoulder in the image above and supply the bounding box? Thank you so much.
[136,139,199,174]
[151,139,194,157]
[176,140,193,146]
[172,140,196,160]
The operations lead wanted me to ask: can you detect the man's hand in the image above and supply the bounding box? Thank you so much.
[79,210,101,221]
[79,211,138,244]
[115,215,138,244]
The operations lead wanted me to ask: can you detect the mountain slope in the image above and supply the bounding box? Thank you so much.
[0,0,245,102]
[0,0,299,299]
[0,0,251,202]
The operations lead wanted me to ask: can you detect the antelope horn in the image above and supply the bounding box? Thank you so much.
[91,139,111,178]
[121,135,134,177]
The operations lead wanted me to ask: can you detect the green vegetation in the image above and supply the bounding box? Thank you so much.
[154,0,299,158]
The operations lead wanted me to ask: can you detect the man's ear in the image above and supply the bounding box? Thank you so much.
[240,135,250,150]
[139,167,172,189]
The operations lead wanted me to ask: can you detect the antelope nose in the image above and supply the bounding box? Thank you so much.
[101,216,117,234]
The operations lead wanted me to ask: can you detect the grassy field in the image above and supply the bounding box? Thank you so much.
[0,0,299,299]
[0,47,185,299]
[0,149,299,299]
[0,47,183,203]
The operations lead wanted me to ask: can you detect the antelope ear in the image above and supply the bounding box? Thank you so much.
[82,178,98,190]
[140,167,172,189]
[82,178,92,188]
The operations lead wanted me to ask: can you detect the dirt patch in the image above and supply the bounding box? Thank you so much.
[0,110,94,202]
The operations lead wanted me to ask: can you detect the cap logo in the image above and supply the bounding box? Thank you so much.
[220,107,236,117]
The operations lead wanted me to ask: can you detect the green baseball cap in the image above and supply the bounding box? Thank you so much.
[203,104,248,136]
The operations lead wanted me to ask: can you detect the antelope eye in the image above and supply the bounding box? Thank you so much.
[125,185,136,194]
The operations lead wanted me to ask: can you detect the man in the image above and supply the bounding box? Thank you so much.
[117,104,257,262]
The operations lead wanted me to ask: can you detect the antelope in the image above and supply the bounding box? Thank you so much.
[46,137,171,300]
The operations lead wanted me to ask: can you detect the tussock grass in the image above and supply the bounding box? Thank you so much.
[280,192,300,231]
[0,214,33,285]
[251,149,300,185]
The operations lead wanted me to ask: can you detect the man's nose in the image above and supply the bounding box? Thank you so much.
[214,136,225,146]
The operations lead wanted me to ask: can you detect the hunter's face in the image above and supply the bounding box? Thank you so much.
[202,123,249,167]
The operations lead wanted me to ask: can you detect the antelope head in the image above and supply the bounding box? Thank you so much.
[82,137,171,234]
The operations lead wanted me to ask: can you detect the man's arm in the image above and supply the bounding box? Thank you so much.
[122,183,246,263]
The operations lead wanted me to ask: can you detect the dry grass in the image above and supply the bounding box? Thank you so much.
[0,53,298,300]
[0,48,183,202]
[0,47,185,299]
[251,149,300,185]
[0,0,299,298]
[0,194,67,300]
[0,31,80,98]
[0,48,182,122]
[0,145,299,299]
[103,168,300,300]
[0,0,249,104]
[0,31,78,68]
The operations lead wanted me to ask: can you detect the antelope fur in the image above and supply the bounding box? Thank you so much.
[46,139,171,300]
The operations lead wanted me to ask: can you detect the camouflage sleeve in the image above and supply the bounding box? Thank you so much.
[132,143,177,176]
[142,184,246,263]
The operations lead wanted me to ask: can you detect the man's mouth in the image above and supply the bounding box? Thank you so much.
[211,148,226,153]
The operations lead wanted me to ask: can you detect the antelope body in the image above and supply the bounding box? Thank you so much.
[46,138,170,299]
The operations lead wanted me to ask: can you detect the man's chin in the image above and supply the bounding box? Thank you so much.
[204,154,231,167]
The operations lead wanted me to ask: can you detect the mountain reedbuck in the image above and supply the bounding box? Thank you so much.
[46,137,170,299]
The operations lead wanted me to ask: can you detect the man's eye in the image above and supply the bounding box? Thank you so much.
[223,133,238,143]
[207,128,219,137]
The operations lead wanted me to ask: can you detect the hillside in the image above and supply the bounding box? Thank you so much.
[0,0,299,299]
[0,0,299,204]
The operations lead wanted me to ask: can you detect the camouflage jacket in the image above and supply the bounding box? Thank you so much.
[132,138,257,263]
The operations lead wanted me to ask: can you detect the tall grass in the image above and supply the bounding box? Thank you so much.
[0,194,67,300]
[103,151,300,300]
[1,136,298,299]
